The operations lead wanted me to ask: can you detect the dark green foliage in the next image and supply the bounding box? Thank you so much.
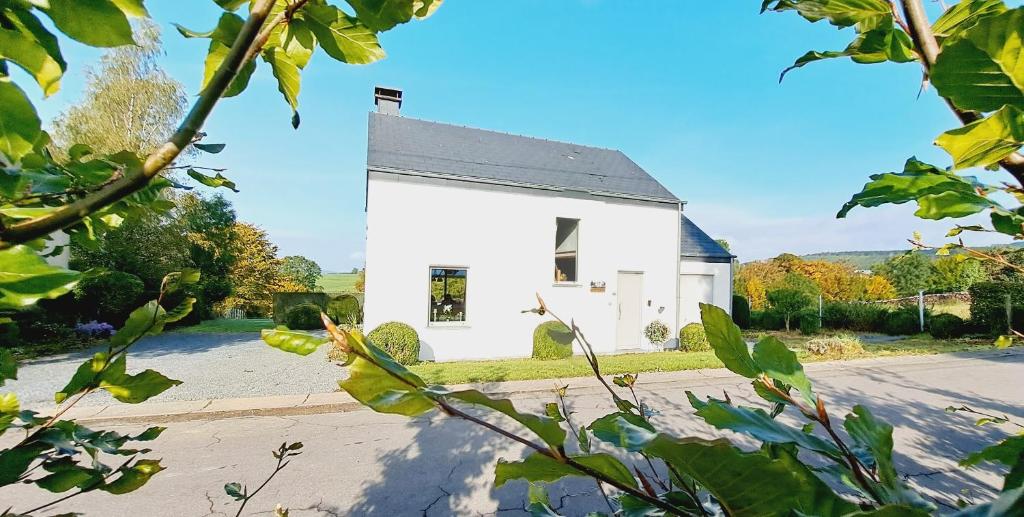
[873,253,933,296]
[283,303,322,330]
[678,323,710,352]
[969,281,1024,334]
[732,295,751,329]
[74,271,145,325]
[799,310,820,335]
[751,309,786,331]
[929,313,966,339]
[821,302,888,332]
[532,321,573,360]
[766,288,812,331]
[882,307,922,335]
[327,294,361,325]
[368,322,420,365]
[272,292,328,324]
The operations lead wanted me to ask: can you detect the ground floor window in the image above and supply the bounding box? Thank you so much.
[429,267,467,324]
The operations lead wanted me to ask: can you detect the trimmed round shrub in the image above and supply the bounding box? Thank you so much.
[368,321,420,365]
[806,334,865,358]
[532,321,573,360]
[644,320,670,345]
[882,307,922,335]
[73,271,144,325]
[732,295,751,329]
[929,313,966,339]
[284,303,322,330]
[799,310,820,335]
[327,294,361,325]
[678,323,710,352]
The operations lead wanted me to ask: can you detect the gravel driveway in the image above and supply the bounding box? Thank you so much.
[7,332,343,408]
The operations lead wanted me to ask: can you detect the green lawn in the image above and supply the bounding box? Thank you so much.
[171,318,275,334]
[317,273,360,293]
[408,333,1000,385]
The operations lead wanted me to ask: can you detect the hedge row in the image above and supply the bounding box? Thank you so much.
[968,281,1024,335]
[748,301,939,336]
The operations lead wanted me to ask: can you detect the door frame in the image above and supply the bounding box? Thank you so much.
[615,270,644,350]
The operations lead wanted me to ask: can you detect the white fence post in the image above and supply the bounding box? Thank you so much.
[1006,293,1013,334]
[918,290,925,333]
[818,294,823,325]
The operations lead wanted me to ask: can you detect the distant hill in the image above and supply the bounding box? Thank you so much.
[801,243,1024,270]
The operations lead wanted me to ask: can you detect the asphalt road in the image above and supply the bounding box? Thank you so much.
[7,332,341,408]
[3,350,1022,516]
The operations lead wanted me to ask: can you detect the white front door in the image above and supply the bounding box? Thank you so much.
[616,272,644,350]
[679,273,714,325]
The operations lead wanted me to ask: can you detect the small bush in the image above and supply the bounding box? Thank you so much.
[968,281,1024,335]
[678,323,710,352]
[74,271,145,325]
[759,310,786,331]
[368,322,420,365]
[284,303,323,330]
[644,320,670,345]
[532,321,573,360]
[732,295,751,329]
[806,334,865,358]
[882,307,922,335]
[822,302,887,332]
[929,313,966,339]
[327,295,361,325]
[799,310,820,335]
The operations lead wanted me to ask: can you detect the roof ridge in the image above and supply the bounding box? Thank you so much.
[369,111,623,153]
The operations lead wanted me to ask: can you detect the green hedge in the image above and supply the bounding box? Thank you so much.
[821,302,887,332]
[73,271,144,325]
[929,313,966,339]
[969,281,1024,335]
[882,307,922,335]
[678,323,710,352]
[532,321,573,360]
[732,295,751,329]
[327,294,361,325]
[272,292,328,324]
[799,310,820,335]
[368,322,420,365]
[284,303,322,330]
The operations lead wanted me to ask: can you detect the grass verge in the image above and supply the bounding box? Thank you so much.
[408,333,1001,385]
[171,318,275,334]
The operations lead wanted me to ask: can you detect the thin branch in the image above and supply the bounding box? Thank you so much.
[0,0,281,248]
[233,451,295,517]
[20,455,135,515]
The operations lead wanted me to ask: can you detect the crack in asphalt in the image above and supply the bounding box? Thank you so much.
[421,458,464,516]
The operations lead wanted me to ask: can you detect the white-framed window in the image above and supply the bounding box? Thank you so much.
[555,218,579,283]
[429,267,468,325]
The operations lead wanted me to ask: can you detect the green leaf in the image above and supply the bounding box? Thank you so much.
[932,7,1024,112]
[526,483,559,516]
[950,486,1024,516]
[838,157,995,220]
[262,47,301,127]
[110,0,149,17]
[0,392,19,436]
[100,459,164,494]
[771,445,861,516]
[35,464,103,493]
[344,0,418,32]
[163,296,196,324]
[262,327,329,355]
[962,434,1024,466]
[175,12,243,44]
[936,105,1024,170]
[752,336,815,406]
[844,405,925,506]
[42,0,134,48]
[110,300,168,349]
[193,143,226,154]
[0,27,65,96]
[700,303,761,378]
[761,0,891,28]
[0,245,80,310]
[781,18,915,80]
[215,0,249,10]
[337,330,434,416]
[587,412,656,452]
[98,355,181,404]
[644,435,804,515]
[0,442,47,485]
[686,392,843,461]
[188,169,238,191]
[279,18,316,69]
[0,349,16,386]
[202,41,256,98]
[55,352,109,404]
[995,334,1014,348]
[304,2,386,65]
[0,80,42,162]
[494,451,636,489]
[447,389,566,448]
[932,0,1006,38]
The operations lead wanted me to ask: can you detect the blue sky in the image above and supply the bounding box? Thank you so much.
[31,1,1017,271]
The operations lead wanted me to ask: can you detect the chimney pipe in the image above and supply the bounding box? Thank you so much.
[374,86,402,115]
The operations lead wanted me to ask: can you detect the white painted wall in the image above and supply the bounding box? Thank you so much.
[677,260,733,327]
[363,171,682,362]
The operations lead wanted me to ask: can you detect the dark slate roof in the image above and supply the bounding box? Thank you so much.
[367,112,679,203]
[680,215,734,262]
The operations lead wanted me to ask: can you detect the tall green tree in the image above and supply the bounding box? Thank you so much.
[221,222,287,317]
[279,255,321,292]
[931,255,987,292]
[873,253,933,296]
[50,20,187,157]
[178,193,237,320]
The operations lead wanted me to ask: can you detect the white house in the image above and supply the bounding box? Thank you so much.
[362,87,733,362]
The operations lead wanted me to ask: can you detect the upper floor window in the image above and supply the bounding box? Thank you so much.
[429,267,467,324]
[555,218,579,283]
